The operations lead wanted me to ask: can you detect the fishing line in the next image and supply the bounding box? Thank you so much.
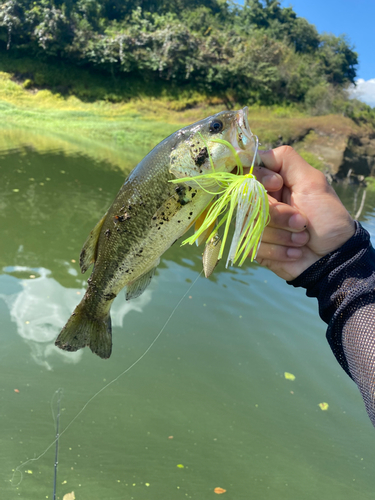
[53,389,62,500]
[50,387,62,427]
[12,270,203,486]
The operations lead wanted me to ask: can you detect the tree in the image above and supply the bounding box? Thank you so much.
[319,34,358,85]
[0,0,358,107]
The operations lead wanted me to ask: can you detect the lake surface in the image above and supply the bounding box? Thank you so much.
[1,132,375,500]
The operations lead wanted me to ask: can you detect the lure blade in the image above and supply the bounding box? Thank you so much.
[203,234,222,278]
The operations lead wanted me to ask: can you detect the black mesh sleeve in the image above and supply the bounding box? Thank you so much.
[288,222,375,426]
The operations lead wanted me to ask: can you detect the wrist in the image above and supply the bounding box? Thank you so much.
[288,221,369,289]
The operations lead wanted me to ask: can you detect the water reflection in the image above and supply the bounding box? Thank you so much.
[1,133,375,500]
[0,266,151,370]
[0,127,136,172]
[334,182,375,222]
[0,146,126,285]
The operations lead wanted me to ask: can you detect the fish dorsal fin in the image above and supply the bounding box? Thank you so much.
[126,259,160,301]
[203,234,222,278]
[80,213,107,274]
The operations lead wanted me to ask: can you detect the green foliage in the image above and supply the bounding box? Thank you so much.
[242,0,320,53]
[364,177,375,192]
[0,0,361,111]
[319,34,358,85]
[342,98,375,127]
[297,150,325,171]
[304,82,345,115]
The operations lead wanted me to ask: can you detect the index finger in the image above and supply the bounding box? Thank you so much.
[259,146,326,192]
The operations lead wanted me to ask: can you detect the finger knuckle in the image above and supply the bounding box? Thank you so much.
[277,145,294,156]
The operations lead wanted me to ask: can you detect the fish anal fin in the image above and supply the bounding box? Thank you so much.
[126,259,160,301]
[80,213,107,274]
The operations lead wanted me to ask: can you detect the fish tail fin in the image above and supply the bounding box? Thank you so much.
[55,302,112,359]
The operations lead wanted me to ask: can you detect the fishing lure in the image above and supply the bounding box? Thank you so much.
[170,133,270,268]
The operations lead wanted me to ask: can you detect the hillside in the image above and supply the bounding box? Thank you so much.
[0,0,360,107]
[1,1,375,181]
[0,64,374,183]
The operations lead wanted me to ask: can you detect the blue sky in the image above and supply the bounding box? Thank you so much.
[280,0,374,80]
[280,0,375,106]
[237,1,375,107]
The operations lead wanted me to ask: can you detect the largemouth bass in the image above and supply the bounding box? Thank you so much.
[55,107,256,359]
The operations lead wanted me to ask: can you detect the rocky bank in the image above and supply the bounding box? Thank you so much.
[279,115,375,181]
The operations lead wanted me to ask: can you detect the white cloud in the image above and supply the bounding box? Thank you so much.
[0,266,152,370]
[348,78,375,108]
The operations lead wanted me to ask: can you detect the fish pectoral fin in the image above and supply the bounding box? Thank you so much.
[151,192,183,224]
[194,220,217,246]
[202,234,222,278]
[126,259,160,301]
[80,213,107,274]
[194,202,216,246]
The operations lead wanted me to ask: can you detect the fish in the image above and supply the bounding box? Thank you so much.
[55,107,256,359]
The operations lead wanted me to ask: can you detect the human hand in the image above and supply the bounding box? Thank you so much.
[254,146,355,281]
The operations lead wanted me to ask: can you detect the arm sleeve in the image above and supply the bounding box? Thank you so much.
[288,222,375,426]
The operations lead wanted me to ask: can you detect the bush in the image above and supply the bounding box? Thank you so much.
[0,0,360,110]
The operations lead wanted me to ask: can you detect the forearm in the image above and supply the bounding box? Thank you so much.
[288,222,375,425]
[342,302,375,425]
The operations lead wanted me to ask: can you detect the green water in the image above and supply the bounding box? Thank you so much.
[1,133,375,500]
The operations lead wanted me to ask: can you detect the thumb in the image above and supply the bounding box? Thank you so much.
[259,146,324,192]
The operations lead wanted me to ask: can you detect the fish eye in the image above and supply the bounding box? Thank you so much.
[209,120,223,134]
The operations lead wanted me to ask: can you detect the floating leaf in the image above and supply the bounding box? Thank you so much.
[177,464,184,468]
[284,372,295,381]
[26,470,33,474]
[214,487,227,494]
[318,402,329,411]
[63,492,75,500]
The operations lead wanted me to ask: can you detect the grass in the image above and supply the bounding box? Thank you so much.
[365,177,375,192]
[0,56,366,173]
[296,150,325,170]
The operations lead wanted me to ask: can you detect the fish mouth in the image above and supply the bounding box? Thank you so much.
[233,107,255,151]
[231,107,259,168]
